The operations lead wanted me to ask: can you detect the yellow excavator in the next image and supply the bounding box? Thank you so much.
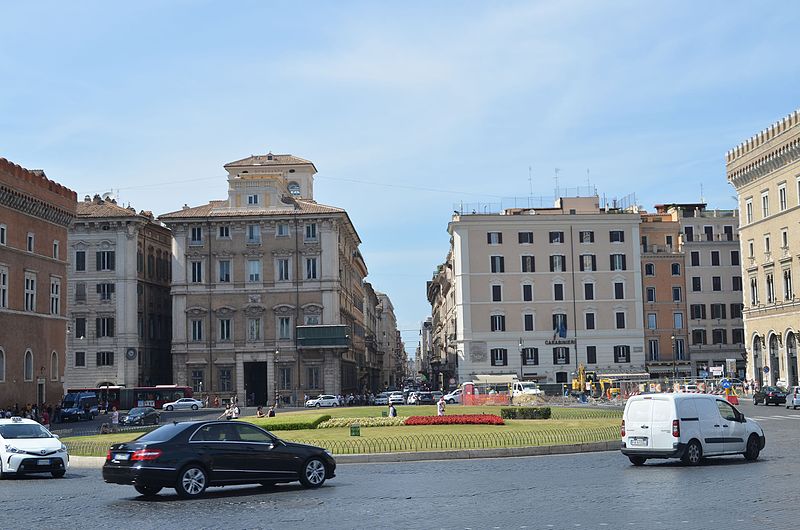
[572,363,619,398]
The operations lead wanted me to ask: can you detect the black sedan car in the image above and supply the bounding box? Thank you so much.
[415,392,435,405]
[102,420,336,498]
[120,407,160,426]
[753,386,787,405]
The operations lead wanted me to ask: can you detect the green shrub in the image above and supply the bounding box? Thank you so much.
[248,414,331,431]
[500,407,551,419]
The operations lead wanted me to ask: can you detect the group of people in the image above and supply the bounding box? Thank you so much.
[0,403,56,427]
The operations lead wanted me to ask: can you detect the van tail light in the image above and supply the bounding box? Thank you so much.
[105,450,112,461]
[672,419,680,438]
[620,420,625,438]
[131,449,162,461]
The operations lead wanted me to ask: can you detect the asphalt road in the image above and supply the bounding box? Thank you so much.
[4,400,797,529]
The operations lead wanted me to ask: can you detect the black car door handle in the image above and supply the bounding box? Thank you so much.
[714,424,720,427]
[640,425,649,429]
[722,425,729,428]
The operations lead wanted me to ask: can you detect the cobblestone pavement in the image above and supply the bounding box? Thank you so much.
[3,401,795,529]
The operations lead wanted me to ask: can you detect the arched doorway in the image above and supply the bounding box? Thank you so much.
[769,334,780,386]
[788,332,798,387]
[752,336,763,387]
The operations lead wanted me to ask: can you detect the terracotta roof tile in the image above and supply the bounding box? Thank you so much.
[159,199,344,220]
[223,153,316,171]
[77,200,144,219]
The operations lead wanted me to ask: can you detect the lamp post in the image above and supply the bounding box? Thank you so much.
[273,347,280,408]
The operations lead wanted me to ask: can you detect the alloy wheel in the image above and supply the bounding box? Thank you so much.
[304,459,326,486]
[180,467,207,496]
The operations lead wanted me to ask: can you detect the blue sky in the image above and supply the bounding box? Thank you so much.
[2,1,799,356]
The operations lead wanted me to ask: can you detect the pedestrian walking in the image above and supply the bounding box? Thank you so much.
[231,403,240,419]
[388,403,397,417]
[111,406,120,433]
[437,396,446,416]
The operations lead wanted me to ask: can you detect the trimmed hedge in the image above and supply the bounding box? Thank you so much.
[247,414,331,431]
[500,407,551,419]
[317,417,407,429]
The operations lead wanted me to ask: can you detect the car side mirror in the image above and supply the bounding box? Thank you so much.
[52,433,60,439]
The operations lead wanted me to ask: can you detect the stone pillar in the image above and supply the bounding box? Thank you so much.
[235,355,245,403]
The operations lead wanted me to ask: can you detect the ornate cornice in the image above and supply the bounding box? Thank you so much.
[0,184,75,226]
[728,136,800,190]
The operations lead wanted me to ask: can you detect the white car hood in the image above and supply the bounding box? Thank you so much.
[2,437,61,452]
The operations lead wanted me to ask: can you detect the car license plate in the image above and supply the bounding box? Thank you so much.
[629,437,648,447]
[37,459,50,466]
[114,453,130,461]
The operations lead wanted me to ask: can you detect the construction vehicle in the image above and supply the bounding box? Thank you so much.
[571,363,619,398]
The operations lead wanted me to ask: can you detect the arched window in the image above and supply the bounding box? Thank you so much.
[0,348,5,382]
[24,350,33,381]
[51,351,59,381]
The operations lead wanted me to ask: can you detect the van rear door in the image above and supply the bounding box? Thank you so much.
[649,397,676,451]
[625,398,654,449]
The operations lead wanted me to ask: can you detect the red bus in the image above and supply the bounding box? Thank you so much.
[66,385,193,410]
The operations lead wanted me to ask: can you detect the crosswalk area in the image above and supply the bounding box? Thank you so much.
[749,414,800,422]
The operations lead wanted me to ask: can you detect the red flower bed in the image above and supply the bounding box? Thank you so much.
[404,414,505,426]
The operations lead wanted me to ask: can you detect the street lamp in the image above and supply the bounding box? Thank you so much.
[273,347,280,408]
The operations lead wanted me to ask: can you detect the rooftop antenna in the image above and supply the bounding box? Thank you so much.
[528,166,533,197]
[700,183,705,203]
[554,168,560,197]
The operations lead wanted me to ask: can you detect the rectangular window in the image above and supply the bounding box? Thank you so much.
[487,232,503,244]
[75,318,87,339]
[276,223,289,237]
[306,257,318,280]
[675,338,685,360]
[731,250,739,266]
[75,251,86,271]
[646,287,656,302]
[553,283,564,301]
[647,313,657,330]
[609,230,625,242]
[490,348,508,366]
[218,368,232,392]
[712,276,721,292]
[219,260,231,283]
[96,317,115,338]
[96,351,114,367]
[96,251,115,271]
[490,315,506,332]
[521,255,535,273]
[665,235,674,248]
[712,329,727,345]
[304,314,320,325]
[579,231,594,243]
[615,312,626,329]
[648,340,659,361]
[278,259,291,281]
[580,254,596,272]
[191,370,204,393]
[522,284,533,301]
[585,312,595,330]
[549,231,564,244]
[305,223,318,241]
[279,316,292,339]
[672,287,682,302]
[610,254,626,271]
[248,318,261,341]
[518,232,533,244]
[27,232,34,252]
[685,226,694,242]
[247,224,261,244]
[524,314,535,331]
[704,226,714,242]
[784,269,793,299]
[690,304,706,320]
[644,263,655,276]
[492,285,502,302]
[614,345,631,363]
[490,256,505,273]
[745,199,753,223]
[550,255,565,272]
[219,319,231,341]
[247,260,261,282]
[49,279,60,315]
[191,319,203,341]
[584,283,595,301]
[780,185,787,211]
[74,351,85,368]
[782,229,789,249]
[307,367,321,390]
[191,261,203,283]
[732,328,745,344]
[732,276,742,291]
[53,241,59,260]
[690,251,700,266]
[24,273,36,312]
[762,191,770,218]
[522,347,538,365]
[98,282,118,301]
[730,303,742,319]
[552,313,568,337]
[586,346,597,364]
[553,347,569,365]
[0,224,5,246]
[247,194,259,205]
[711,303,727,320]
[748,240,754,258]
[674,312,684,329]
[692,277,701,292]
[218,225,230,238]
[614,282,624,300]
[711,251,720,266]
[692,329,707,345]
[0,266,7,308]
[190,227,203,244]
[279,368,292,390]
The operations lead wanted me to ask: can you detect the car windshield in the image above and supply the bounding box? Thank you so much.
[136,423,187,443]
[0,424,53,439]
[520,383,538,390]
[62,394,78,408]
[129,408,149,415]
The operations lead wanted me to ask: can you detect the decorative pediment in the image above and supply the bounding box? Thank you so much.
[214,305,236,316]
[302,303,323,314]
[301,245,321,255]
[244,304,267,317]
[272,248,294,257]
[243,248,263,257]
[186,249,204,258]
[72,241,88,250]
[98,239,115,250]
[273,303,295,315]
[186,306,209,316]
[212,250,235,258]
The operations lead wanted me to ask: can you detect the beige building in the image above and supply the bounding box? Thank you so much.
[66,195,172,389]
[427,253,459,391]
[160,153,370,405]
[727,109,800,387]
[376,292,404,389]
[442,196,646,386]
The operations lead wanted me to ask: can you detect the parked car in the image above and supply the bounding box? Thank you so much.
[786,386,800,409]
[374,393,390,406]
[444,389,462,404]
[60,392,99,422]
[406,392,419,405]
[512,381,543,396]
[388,392,405,405]
[305,395,339,408]
[120,407,161,426]
[621,393,765,466]
[162,398,204,411]
[414,392,435,405]
[0,417,69,478]
[431,391,444,402]
[103,420,336,498]
[753,386,787,406]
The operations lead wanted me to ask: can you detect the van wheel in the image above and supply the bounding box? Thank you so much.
[743,435,761,461]
[628,456,646,466]
[681,440,703,466]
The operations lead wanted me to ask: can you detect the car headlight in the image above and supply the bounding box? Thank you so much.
[5,445,22,453]
[324,450,334,458]
[58,444,67,453]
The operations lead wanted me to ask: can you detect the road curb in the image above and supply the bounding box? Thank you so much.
[68,441,619,469]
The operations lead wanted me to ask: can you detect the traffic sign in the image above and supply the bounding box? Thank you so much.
[763,366,770,374]
[721,379,732,389]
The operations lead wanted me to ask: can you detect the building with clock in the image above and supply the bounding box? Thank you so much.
[65,195,172,389]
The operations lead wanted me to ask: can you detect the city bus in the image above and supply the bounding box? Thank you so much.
[64,385,193,410]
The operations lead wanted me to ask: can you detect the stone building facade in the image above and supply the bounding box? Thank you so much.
[0,158,77,407]
[65,195,172,389]
[160,153,371,405]
[728,109,800,387]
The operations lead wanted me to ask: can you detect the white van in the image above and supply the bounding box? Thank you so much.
[621,393,765,466]
[512,381,543,397]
